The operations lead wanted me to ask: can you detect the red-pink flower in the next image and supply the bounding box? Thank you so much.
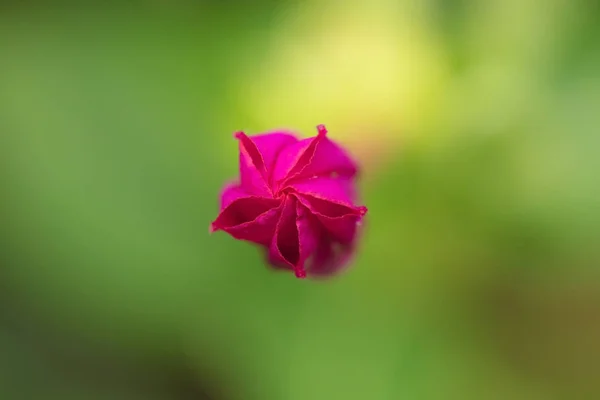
[210,125,368,279]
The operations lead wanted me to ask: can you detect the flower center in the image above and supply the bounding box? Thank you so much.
[275,185,294,199]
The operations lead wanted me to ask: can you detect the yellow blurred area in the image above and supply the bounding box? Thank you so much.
[239,0,446,166]
[1,1,599,399]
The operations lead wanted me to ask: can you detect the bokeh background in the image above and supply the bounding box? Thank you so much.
[1,1,600,399]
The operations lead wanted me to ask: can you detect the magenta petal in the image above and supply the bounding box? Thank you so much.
[235,132,272,197]
[309,238,357,276]
[219,182,248,210]
[220,206,281,246]
[211,196,281,237]
[268,196,306,277]
[272,125,358,188]
[296,201,319,266]
[271,137,314,186]
[296,194,366,244]
[298,136,358,180]
[286,176,357,206]
[317,214,360,244]
[296,193,366,219]
[247,132,298,182]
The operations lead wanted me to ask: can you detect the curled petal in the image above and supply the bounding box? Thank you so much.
[268,196,306,278]
[285,176,357,206]
[235,131,298,196]
[271,137,314,185]
[317,214,361,244]
[296,194,367,244]
[296,193,366,219]
[248,131,298,182]
[219,182,248,210]
[222,207,281,246]
[298,125,358,180]
[235,132,272,197]
[302,210,366,277]
[211,196,281,245]
[272,125,358,188]
[296,201,319,268]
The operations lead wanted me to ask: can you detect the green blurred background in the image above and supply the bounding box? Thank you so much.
[1,1,599,399]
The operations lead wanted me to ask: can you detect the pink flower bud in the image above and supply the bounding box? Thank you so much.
[210,125,368,279]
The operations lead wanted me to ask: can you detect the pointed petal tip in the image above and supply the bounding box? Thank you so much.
[209,222,218,234]
[316,124,328,137]
[233,131,246,140]
[294,267,307,279]
[358,206,368,216]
